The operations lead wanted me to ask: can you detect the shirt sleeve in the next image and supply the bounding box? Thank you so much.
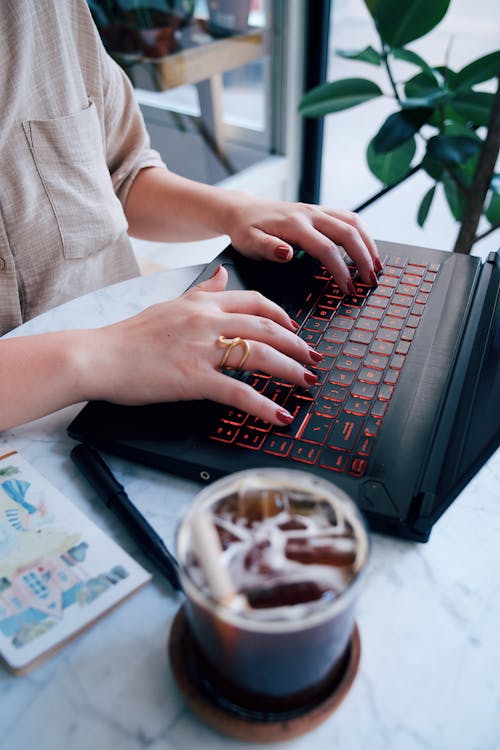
[97,44,167,209]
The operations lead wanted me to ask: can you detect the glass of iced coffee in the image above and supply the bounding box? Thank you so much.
[175,468,369,714]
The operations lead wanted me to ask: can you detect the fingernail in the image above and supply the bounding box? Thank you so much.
[290,319,300,331]
[347,279,356,296]
[375,257,383,273]
[210,264,222,278]
[274,246,291,261]
[276,408,293,424]
[309,348,323,362]
[369,270,378,286]
[304,370,318,385]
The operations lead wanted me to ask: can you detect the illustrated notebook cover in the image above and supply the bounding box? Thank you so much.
[0,447,151,674]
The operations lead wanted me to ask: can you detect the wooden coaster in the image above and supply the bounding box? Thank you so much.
[168,605,361,742]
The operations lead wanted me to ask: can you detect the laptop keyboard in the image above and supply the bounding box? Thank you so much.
[209,254,440,478]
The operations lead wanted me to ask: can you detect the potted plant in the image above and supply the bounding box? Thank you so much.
[88,0,195,58]
[299,0,500,254]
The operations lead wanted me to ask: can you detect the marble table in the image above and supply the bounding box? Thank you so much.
[1,265,499,750]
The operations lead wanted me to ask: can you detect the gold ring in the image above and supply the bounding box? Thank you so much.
[217,336,251,370]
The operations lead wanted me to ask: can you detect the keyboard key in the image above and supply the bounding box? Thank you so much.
[343,341,368,358]
[210,423,239,443]
[299,329,321,345]
[220,407,247,425]
[369,295,390,308]
[334,316,355,331]
[290,442,320,464]
[328,415,363,451]
[304,317,328,332]
[337,303,360,319]
[349,457,368,477]
[357,317,379,332]
[358,367,382,384]
[316,340,342,357]
[370,340,394,356]
[321,383,349,402]
[351,381,377,400]
[380,316,404,330]
[236,429,266,450]
[390,354,405,370]
[356,435,375,456]
[263,435,293,457]
[378,384,394,401]
[364,353,389,370]
[344,396,370,416]
[350,329,373,345]
[314,397,341,418]
[363,305,384,320]
[336,354,361,372]
[319,448,349,472]
[329,368,356,386]
[364,417,382,437]
[392,293,412,307]
[323,329,348,344]
[384,369,400,385]
[299,414,333,444]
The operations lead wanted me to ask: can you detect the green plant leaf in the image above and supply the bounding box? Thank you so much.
[372,108,432,153]
[485,192,500,224]
[404,71,444,99]
[367,137,416,184]
[363,0,378,18]
[299,78,383,118]
[417,185,436,226]
[374,0,451,48]
[454,51,500,91]
[426,135,482,165]
[392,48,445,85]
[450,91,494,127]
[442,173,466,221]
[422,155,444,181]
[337,46,382,65]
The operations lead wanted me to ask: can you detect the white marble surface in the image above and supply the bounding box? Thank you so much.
[1,266,499,750]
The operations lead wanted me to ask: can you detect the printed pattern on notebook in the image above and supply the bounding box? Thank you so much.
[209,254,440,477]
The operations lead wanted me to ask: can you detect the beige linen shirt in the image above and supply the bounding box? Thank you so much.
[0,0,166,335]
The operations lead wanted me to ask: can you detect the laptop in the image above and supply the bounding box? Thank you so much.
[67,240,500,542]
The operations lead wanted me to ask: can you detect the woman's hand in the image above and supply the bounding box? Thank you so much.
[225,195,382,295]
[82,266,321,426]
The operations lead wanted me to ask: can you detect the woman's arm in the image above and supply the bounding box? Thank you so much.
[0,268,320,431]
[125,167,382,296]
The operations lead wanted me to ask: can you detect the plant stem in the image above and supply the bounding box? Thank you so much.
[353,163,422,212]
[474,223,500,243]
[453,75,500,254]
[381,44,401,104]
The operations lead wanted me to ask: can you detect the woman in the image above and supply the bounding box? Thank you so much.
[0,0,380,431]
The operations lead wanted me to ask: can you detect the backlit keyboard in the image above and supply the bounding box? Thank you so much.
[209,254,440,477]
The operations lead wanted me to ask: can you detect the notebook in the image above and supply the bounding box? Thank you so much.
[67,240,500,542]
[0,447,150,674]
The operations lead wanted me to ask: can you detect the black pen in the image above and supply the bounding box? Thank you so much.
[71,443,182,591]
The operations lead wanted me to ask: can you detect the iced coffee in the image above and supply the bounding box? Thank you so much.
[176,469,369,712]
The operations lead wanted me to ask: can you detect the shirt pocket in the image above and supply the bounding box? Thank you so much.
[23,100,128,259]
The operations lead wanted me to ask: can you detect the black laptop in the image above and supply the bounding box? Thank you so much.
[67,240,500,542]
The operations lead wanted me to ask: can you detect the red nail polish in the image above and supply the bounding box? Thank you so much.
[375,258,383,273]
[309,349,323,362]
[304,371,318,385]
[370,270,378,286]
[276,408,293,424]
[210,264,222,278]
[274,246,290,261]
[290,319,300,331]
